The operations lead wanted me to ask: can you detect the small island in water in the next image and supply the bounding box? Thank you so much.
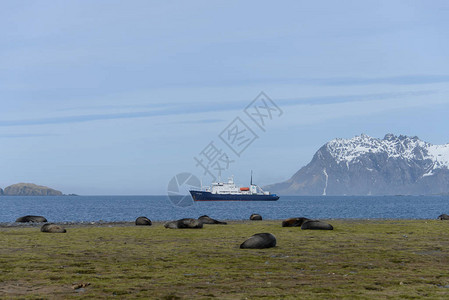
[0,183,67,196]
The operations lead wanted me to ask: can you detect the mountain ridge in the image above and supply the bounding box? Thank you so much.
[266,134,449,196]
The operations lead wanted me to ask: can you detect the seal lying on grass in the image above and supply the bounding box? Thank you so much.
[438,214,449,220]
[135,216,152,226]
[41,223,66,233]
[16,215,47,223]
[240,233,276,249]
[198,215,227,225]
[301,220,333,230]
[250,214,262,220]
[164,218,203,229]
[282,217,310,227]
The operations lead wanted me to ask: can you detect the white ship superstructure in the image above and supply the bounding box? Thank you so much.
[204,176,268,195]
[190,173,279,201]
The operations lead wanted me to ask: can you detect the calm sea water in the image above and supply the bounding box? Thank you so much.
[1,195,449,223]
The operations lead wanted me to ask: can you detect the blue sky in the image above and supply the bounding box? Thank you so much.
[1,1,448,194]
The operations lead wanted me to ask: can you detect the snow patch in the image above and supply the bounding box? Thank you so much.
[427,144,449,170]
[326,134,449,173]
[322,168,328,196]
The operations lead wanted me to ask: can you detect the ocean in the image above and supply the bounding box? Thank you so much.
[1,195,449,223]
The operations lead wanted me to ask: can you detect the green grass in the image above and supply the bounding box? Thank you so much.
[2,220,449,299]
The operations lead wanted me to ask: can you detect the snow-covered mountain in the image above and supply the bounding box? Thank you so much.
[266,134,449,195]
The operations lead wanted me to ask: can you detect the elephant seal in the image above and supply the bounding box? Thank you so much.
[164,218,203,229]
[135,216,152,226]
[16,215,47,223]
[301,220,333,230]
[198,215,227,225]
[240,233,276,249]
[250,214,262,221]
[41,223,66,233]
[282,217,310,227]
[438,214,449,220]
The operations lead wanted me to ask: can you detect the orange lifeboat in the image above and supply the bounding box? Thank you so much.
[240,187,250,191]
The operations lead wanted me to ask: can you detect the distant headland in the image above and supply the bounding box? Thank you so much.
[0,183,73,196]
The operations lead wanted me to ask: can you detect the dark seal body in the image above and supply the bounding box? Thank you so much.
[282,217,310,227]
[240,233,276,249]
[250,214,262,220]
[135,216,152,226]
[198,215,227,225]
[164,221,178,229]
[16,215,47,223]
[41,223,66,233]
[164,218,203,229]
[301,220,333,230]
[438,214,449,220]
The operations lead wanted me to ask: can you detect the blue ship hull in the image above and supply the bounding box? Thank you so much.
[190,190,279,201]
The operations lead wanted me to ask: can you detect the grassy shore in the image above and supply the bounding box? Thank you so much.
[1,219,449,299]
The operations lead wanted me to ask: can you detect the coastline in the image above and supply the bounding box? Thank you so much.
[0,217,440,229]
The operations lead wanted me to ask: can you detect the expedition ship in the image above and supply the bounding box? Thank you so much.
[189,174,279,201]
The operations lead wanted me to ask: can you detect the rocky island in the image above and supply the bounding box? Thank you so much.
[0,183,63,196]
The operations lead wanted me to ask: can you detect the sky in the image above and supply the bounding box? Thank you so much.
[1,1,448,195]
